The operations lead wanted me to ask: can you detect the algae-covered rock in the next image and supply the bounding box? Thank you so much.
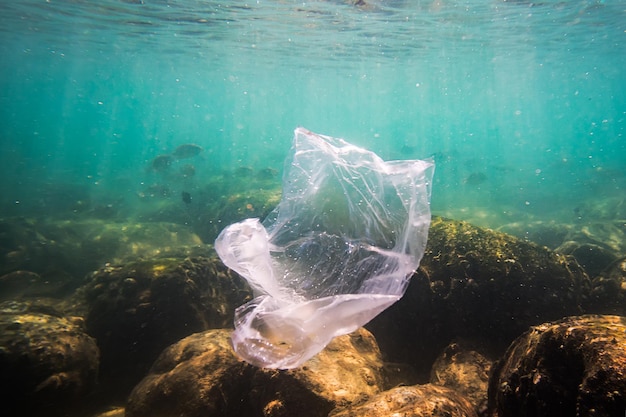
[589,257,626,315]
[90,407,125,417]
[329,383,477,417]
[126,327,385,417]
[135,169,282,243]
[499,215,625,278]
[555,240,620,278]
[429,341,492,414]
[0,217,207,291]
[0,303,99,416]
[368,217,590,376]
[197,187,281,243]
[488,315,626,417]
[0,270,48,301]
[83,256,251,397]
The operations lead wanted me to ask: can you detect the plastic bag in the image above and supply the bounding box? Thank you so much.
[215,127,434,369]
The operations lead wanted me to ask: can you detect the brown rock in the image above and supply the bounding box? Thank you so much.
[488,315,626,417]
[83,256,251,397]
[0,217,207,289]
[126,327,385,417]
[89,407,125,417]
[430,341,492,414]
[0,306,99,416]
[329,383,478,417]
[555,240,618,278]
[0,270,45,301]
[589,256,626,315]
[368,217,590,376]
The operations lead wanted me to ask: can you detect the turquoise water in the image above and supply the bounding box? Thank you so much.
[1,0,624,228]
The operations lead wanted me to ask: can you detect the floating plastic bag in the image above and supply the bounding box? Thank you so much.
[215,127,434,369]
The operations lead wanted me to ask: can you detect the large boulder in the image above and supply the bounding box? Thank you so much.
[488,315,626,417]
[589,257,626,316]
[329,383,477,417]
[126,327,385,417]
[0,217,207,291]
[83,256,251,397]
[368,217,590,376]
[0,301,99,416]
[429,340,492,414]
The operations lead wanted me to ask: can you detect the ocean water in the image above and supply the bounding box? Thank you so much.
[0,2,625,415]
[0,0,624,228]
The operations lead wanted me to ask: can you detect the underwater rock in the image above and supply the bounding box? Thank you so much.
[572,196,626,223]
[498,219,572,250]
[367,216,590,377]
[500,217,625,277]
[588,256,626,316]
[329,383,477,417]
[487,315,626,417]
[0,270,45,301]
[83,256,251,398]
[126,327,385,417]
[133,169,282,243]
[200,188,281,243]
[0,298,73,318]
[91,407,125,417]
[555,240,618,278]
[0,306,99,416]
[0,217,206,289]
[0,217,75,287]
[429,341,492,415]
[382,361,421,388]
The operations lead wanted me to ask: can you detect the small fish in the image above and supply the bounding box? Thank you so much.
[150,154,174,172]
[172,144,202,159]
[181,191,192,204]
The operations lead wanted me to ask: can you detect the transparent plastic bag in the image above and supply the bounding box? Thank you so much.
[215,127,434,369]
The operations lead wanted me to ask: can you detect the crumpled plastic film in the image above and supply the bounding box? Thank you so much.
[215,127,434,369]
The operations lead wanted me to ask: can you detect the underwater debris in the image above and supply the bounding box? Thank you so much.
[367,216,590,377]
[172,143,202,159]
[181,191,192,204]
[216,128,433,369]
